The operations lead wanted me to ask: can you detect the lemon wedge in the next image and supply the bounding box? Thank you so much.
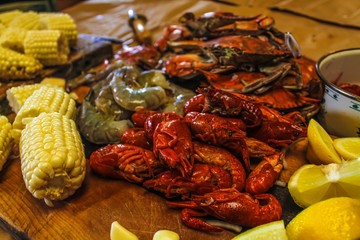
[306,119,342,164]
[152,230,180,240]
[286,197,360,240]
[110,221,139,240]
[231,220,288,240]
[333,137,360,160]
[288,158,360,208]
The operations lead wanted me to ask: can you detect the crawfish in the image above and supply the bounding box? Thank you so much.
[167,188,282,232]
[89,144,164,183]
[131,109,159,128]
[248,104,307,148]
[144,112,183,142]
[184,88,263,128]
[192,141,246,192]
[185,112,250,171]
[153,119,194,177]
[245,152,283,195]
[120,127,152,150]
[143,164,232,199]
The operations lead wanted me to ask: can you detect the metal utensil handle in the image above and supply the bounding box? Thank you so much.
[285,32,302,58]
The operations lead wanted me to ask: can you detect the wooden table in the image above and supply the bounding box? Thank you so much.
[1,0,360,239]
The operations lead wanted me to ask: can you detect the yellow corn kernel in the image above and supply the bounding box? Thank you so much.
[0,115,13,171]
[39,13,78,46]
[40,77,66,90]
[6,84,43,114]
[0,46,43,81]
[24,30,70,66]
[8,11,45,30]
[0,10,23,26]
[0,23,6,35]
[20,112,86,206]
[12,85,76,136]
[0,27,28,52]
[6,83,65,114]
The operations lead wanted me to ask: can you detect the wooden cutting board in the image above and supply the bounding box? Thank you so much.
[0,139,305,240]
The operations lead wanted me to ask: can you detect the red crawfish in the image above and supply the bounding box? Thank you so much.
[167,188,282,232]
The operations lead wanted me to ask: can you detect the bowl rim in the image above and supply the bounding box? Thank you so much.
[316,48,360,101]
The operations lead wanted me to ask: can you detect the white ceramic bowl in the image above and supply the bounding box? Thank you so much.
[316,48,360,137]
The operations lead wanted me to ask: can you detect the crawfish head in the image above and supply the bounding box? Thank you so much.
[249,119,307,147]
[153,119,194,177]
[143,164,232,199]
[89,144,163,183]
[199,88,263,128]
[167,188,282,232]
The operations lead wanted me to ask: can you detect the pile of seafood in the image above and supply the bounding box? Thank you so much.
[74,11,321,232]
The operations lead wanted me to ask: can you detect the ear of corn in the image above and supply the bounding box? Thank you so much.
[6,84,43,114]
[0,46,43,81]
[0,115,13,172]
[39,13,78,46]
[24,30,70,66]
[0,10,23,26]
[0,27,28,52]
[8,11,45,30]
[0,23,6,35]
[12,86,76,140]
[20,112,86,206]
[6,83,65,114]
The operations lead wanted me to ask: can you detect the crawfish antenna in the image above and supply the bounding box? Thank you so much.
[285,32,302,58]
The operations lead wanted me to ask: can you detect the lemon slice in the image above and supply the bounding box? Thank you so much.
[288,158,360,208]
[306,119,342,164]
[231,220,288,240]
[110,221,139,240]
[152,230,180,240]
[333,137,360,160]
[286,197,360,240]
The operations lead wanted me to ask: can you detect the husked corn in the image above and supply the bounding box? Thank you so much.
[12,86,76,140]
[0,23,6,35]
[6,84,43,114]
[0,10,23,26]
[39,13,78,46]
[20,112,86,206]
[8,11,45,30]
[6,82,65,114]
[0,27,28,52]
[0,46,43,80]
[24,30,70,66]
[0,115,13,171]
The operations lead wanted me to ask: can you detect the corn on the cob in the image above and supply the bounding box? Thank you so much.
[8,11,45,30]
[39,13,78,46]
[24,30,70,66]
[20,112,86,206]
[6,84,43,114]
[0,10,23,26]
[0,115,13,172]
[0,27,28,52]
[0,46,43,81]
[0,23,6,35]
[6,83,64,114]
[12,86,76,141]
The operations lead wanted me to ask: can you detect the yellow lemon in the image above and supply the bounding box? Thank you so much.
[286,197,360,240]
[231,220,288,240]
[152,230,180,240]
[288,158,360,208]
[110,221,138,240]
[333,137,360,160]
[306,119,342,164]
